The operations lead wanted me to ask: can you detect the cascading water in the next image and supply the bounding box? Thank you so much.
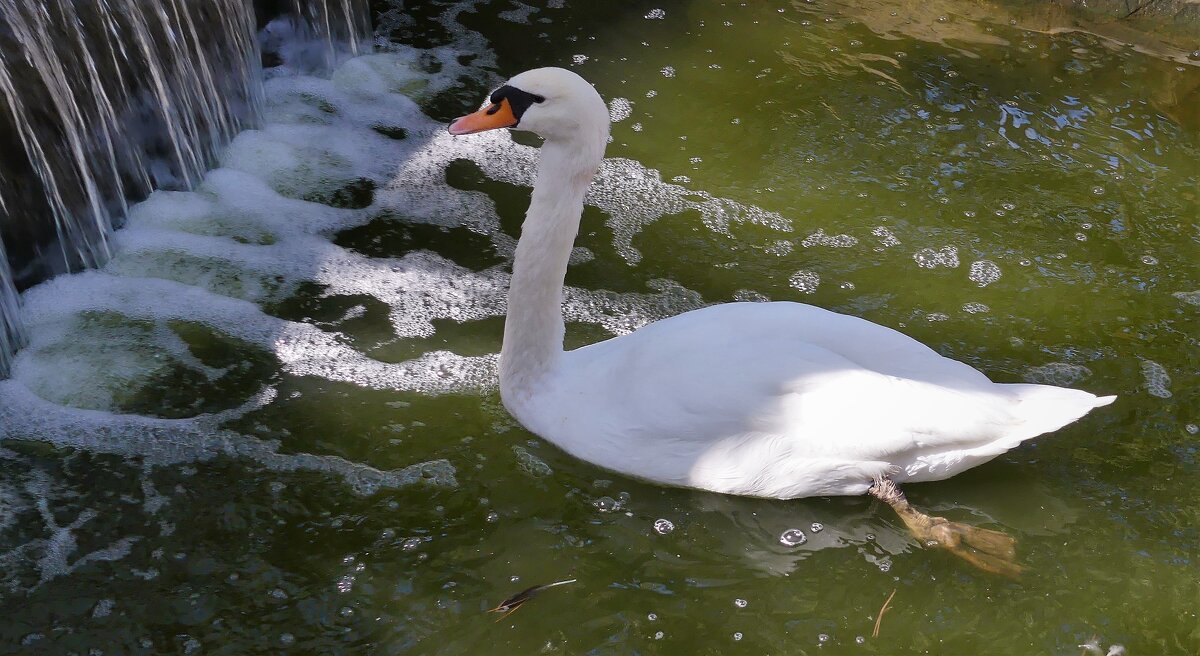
[0,0,370,377]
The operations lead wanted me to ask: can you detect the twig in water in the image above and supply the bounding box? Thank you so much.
[872,588,897,638]
[487,578,577,622]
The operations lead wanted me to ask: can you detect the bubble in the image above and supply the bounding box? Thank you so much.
[818,633,830,643]
[1140,360,1172,399]
[968,260,1001,286]
[788,270,820,294]
[734,598,748,608]
[594,496,618,512]
[654,631,665,640]
[513,446,552,477]
[644,8,666,19]
[280,633,295,645]
[1026,362,1091,386]
[780,528,807,546]
[653,518,675,534]
[962,302,989,314]
[608,97,633,122]
[937,15,949,22]
[871,226,900,247]
[401,537,422,551]
[810,522,824,533]
[270,588,288,600]
[571,54,588,65]
[878,560,891,572]
[733,632,744,641]
[801,229,858,248]
[1175,291,1200,307]
[660,66,676,78]
[647,613,658,621]
[856,636,866,644]
[92,598,115,618]
[913,246,959,269]
[1186,424,1198,435]
[1141,255,1158,265]
[1092,186,1105,195]
[486,511,500,523]
[339,606,354,618]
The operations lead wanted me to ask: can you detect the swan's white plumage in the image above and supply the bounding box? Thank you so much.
[453,67,1114,501]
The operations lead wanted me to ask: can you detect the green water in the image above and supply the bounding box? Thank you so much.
[2,1,1199,653]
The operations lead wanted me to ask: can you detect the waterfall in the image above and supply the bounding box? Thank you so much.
[0,0,371,377]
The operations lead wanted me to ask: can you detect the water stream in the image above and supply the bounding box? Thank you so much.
[0,0,1198,653]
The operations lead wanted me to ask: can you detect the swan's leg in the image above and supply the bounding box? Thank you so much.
[868,478,1023,578]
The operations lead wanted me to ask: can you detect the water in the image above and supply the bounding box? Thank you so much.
[0,0,371,374]
[1,0,1199,653]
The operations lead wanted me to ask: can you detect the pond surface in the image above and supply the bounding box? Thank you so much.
[1,0,1198,653]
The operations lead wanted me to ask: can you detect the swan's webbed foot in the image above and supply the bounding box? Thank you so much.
[868,478,1023,578]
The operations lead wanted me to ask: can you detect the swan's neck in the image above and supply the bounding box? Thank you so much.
[500,138,603,404]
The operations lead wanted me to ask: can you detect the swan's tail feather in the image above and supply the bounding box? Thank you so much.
[1001,383,1115,444]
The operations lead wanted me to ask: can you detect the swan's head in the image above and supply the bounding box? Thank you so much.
[448,67,610,145]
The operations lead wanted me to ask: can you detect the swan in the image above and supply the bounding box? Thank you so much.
[448,67,1114,575]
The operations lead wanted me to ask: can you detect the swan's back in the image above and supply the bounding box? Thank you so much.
[511,302,1113,499]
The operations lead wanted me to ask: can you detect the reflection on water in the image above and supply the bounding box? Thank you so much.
[0,0,1198,653]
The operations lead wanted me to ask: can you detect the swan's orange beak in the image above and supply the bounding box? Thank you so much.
[448,98,518,135]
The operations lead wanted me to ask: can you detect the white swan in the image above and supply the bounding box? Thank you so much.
[449,68,1114,575]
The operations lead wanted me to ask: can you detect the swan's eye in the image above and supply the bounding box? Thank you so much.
[490,85,545,121]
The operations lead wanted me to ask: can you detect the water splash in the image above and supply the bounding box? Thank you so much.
[0,0,371,376]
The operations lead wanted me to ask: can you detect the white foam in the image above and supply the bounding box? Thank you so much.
[1173,290,1200,307]
[609,97,633,123]
[788,270,821,294]
[968,259,1002,286]
[801,229,857,248]
[913,246,960,269]
[1026,362,1091,386]
[1140,359,1172,399]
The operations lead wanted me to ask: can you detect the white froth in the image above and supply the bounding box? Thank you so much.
[801,229,857,248]
[609,97,633,123]
[913,246,959,269]
[968,259,1002,286]
[1140,359,1172,399]
[871,226,900,247]
[1173,290,1200,307]
[789,270,821,294]
[1026,362,1092,386]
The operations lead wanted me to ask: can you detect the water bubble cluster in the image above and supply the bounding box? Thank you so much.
[788,270,820,294]
[1026,362,1091,386]
[652,518,675,534]
[1140,360,1172,399]
[968,260,1002,286]
[801,229,858,248]
[913,246,959,269]
[608,97,633,123]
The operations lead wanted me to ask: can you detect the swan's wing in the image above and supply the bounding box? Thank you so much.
[531,302,1108,497]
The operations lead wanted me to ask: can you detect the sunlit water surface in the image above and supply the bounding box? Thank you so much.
[1,1,1198,653]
